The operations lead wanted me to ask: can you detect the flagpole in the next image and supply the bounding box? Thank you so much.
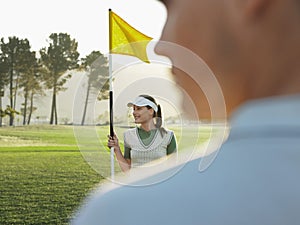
[109,8,114,180]
[107,9,153,180]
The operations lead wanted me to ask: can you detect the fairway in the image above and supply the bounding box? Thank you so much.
[0,124,220,224]
[0,125,102,225]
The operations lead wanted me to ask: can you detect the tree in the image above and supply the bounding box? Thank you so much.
[19,51,45,125]
[0,36,32,126]
[97,111,109,125]
[79,51,109,125]
[40,33,79,125]
[0,54,9,127]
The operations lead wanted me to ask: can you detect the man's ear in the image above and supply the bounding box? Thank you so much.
[244,0,271,17]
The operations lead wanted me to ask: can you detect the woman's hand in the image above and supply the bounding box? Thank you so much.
[107,134,131,172]
[107,134,120,150]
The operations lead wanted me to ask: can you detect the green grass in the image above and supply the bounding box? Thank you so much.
[0,125,102,225]
[0,124,220,224]
[0,125,78,151]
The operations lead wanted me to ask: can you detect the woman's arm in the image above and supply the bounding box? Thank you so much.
[108,134,131,172]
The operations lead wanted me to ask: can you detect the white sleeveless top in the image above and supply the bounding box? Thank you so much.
[124,128,173,168]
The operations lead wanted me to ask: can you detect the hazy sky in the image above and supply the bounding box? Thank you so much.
[1,0,167,57]
[1,0,183,124]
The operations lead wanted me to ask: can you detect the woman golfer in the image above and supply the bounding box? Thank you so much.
[108,94,177,172]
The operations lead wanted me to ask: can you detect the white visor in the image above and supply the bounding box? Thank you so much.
[127,96,158,112]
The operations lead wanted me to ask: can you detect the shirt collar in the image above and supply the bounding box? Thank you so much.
[230,94,300,130]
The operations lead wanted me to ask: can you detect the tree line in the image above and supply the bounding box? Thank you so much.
[0,33,109,127]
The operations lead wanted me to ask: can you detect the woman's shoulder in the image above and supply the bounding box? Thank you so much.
[124,127,137,135]
[162,127,174,135]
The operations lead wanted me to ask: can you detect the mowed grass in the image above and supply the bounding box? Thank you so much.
[0,125,78,151]
[0,124,220,224]
[0,125,102,225]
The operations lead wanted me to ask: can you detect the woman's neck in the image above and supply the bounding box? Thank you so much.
[140,121,156,132]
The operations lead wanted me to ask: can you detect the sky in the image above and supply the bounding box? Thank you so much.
[1,0,167,58]
[1,0,185,124]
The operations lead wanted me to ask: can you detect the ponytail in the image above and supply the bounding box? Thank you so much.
[154,104,167,137]
[155,104,162,129]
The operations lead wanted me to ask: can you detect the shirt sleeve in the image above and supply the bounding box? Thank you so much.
[124,146,131,159]
[123,132,131,159]
[167,132,177,155]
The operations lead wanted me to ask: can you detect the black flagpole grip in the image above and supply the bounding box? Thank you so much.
[109,90,114,137]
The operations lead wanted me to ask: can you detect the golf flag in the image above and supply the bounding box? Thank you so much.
[109,9,153,63]
[108,9,153,179]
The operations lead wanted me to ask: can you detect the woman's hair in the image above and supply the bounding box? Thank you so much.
[139,94,166,136]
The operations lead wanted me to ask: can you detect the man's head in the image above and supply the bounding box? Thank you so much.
[155,0,300,117]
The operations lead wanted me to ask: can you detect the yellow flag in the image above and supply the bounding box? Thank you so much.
[109,10,153,63]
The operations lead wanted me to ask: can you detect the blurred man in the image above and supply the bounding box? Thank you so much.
[72,0,300,224]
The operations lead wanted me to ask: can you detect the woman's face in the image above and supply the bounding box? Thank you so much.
[132,105,154,124]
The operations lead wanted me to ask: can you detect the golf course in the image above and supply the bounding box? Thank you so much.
[0,124,216,224]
